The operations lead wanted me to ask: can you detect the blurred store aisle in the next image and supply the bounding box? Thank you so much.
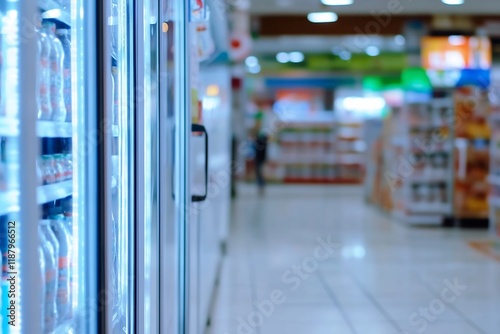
[207,185,500,334]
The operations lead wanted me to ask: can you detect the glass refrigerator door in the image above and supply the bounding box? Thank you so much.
[107,0,134,332]
[33,0,100,333]
[0,0,101,333]
[0,1,24,332]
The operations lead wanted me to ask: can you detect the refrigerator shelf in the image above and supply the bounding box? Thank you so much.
[0,190,20,216]
[39,0,71,27]
[37,180,73,204]
[37,121,72,138]
[0,117,19,136]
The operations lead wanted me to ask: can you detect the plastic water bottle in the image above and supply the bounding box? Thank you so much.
[50,211,71,322]
[39,245,46,334]
[38,22,52,120]
[56,29,71,122]
[43,22,66,122]
[40,220,59,331]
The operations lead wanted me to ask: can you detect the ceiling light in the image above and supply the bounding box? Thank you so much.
[289,52,305,63]
[276,52,290,63]
[365,46,380,57]
[245,56,259,67]
[307,12,338,23]
[321,0,353,5]
[395,35,406,46]
[441,0,464,5]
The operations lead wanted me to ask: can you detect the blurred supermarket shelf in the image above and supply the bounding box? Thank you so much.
[38,180,73,204]
[0,117,19,136]
[0,190,20,215]
[37,121,72,138]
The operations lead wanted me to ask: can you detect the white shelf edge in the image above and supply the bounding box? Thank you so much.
[37,180,73,204]
[37,121,72,138]
[0,190,20,216]
[0,117,19,137]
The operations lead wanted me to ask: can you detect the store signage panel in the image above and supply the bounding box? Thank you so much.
[422,36,491,70]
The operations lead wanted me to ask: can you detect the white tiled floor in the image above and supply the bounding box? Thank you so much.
[207,185,500,334]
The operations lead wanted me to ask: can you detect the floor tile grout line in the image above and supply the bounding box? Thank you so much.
[417,276,487,334]
[316,269,359,334]
[346,267,405,333]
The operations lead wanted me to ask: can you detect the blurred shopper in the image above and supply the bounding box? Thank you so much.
[252,100,271,195]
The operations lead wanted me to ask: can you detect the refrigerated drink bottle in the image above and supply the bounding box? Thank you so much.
[49,211,71,322]
[56,29,71,122]
[39,245,46,334]
[38,22,52,120]
[111,57,119,125]
[40,220,59,331]
[61,197,74,319]
[43,22,66,122]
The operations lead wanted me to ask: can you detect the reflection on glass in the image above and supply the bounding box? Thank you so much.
[0,2,22,333]
[110,0,131,332]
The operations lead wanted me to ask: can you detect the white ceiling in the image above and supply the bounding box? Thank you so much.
[249,0,500,15]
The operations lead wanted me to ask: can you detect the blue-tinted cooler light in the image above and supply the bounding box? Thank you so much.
[321,0,353,5]
[307,12,338,23]
[441,0,464,5]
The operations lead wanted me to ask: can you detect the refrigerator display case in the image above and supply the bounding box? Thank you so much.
[0,0,228,332]
[0,0,101,333]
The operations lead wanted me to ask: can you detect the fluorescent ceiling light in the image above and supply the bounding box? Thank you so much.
[276,52,290,63]
[307,12,338,23]
[365,46,380,57]
[245,56,259,67]
[321,0,353,5]
[441,0,464,5]
[289,52,305,63]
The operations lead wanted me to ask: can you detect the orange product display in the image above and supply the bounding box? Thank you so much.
[454,86,491,218]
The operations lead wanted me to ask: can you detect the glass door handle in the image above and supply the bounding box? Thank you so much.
[191,124,208,202]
